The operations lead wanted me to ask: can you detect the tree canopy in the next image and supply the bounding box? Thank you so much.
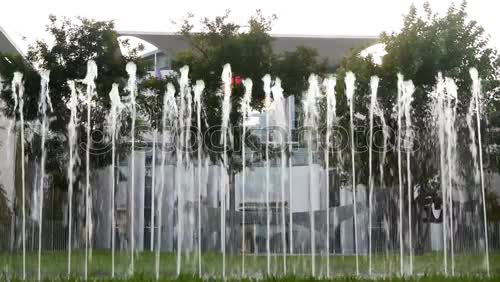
[332,2,500,235]
[0,15,145,198]
[0,3,498,223]
[163,10,328,160]
[334,1,499,179]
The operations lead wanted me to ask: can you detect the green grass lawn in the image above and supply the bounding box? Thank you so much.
[1,251,498,281]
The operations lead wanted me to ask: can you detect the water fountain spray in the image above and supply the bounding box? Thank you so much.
[66,80,80,278]
[82,60,97,280]
[176,65,189,276]
[262,73,272,275]
[466,82,481,188]
[151,129,156,253]
[37,69,53,281]
[288,95,294,261]
[194,79,205,276]
[368,76,379,275]
[444,77,458,275]
[271,78,287,274]
[396,74,404,276]
[344,72,359,276]
[466,77,481,251]
[185,74,194,260]
[303,74,320,276]
[156,83,177,280]
[11,72,26,280]
[395,75,415,275]
[432,73,448,275]
[107,83,124,278]
[373,79,389,270]
[402,80,415,274]
[323,75,336,277]
[431,73,459,276]
[469,68,490,275]
[220,64,232,278]
[1,58,493,280]
[125,62,138,275]
[240,78,252,275]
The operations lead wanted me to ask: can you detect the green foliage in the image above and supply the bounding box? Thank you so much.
[0,53,41,121]
[0,184,9,224]
[334,1,500,183]
[138,75,178,130]
[0,15,145,195]
[174,9,276,108]
[2,250,500,280]
[159,10,327,163]
[273,46,329,100]
[332,1,500,251]
[336,1,500,116]
[6,275,500,282]
[171,9,278,159]
[486,190,500,222]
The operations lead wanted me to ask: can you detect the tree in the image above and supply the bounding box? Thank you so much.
[0,15,145,224]
[162,10,328,160]
[135,10,329,214]
[0,184,9,224]
[334,1,500,252]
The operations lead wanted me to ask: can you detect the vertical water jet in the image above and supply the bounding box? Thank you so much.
[469,68,490,275]
[66,80,80,278]
[288,95,294,262]
[368,76,379,275]
[220,64,232,278]
[151,129,156,252]
[323,75,336,277]
[262,74,272,275]
[177,65,189,276]
[156,84,177,280]
[271,78,287,274]
[240,78,252,275]
[108,83,124,278]
[125,62,138,275]
[303,74,320,276]
[444,78,457,275]
[345,72,359,276]
[194,79,205,276]
[37,69,53,281]
[82,60,97,280]
[402,80,415,274]
[12,72,26,280]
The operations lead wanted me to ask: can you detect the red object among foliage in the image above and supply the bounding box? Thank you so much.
[232,75,243,86]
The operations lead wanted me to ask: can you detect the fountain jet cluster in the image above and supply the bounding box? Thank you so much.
[3,61,492,280]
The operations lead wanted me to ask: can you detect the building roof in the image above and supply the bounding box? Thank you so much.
[0,26,23,56]
[119,31,378,66]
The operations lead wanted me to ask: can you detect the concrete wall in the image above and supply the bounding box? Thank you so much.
[234,164,325,213]
[93,165,113,249]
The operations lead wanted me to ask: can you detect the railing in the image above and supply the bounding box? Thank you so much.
[1,216,500,254]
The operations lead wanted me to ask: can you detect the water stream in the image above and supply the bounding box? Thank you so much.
[2,61,495,280]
